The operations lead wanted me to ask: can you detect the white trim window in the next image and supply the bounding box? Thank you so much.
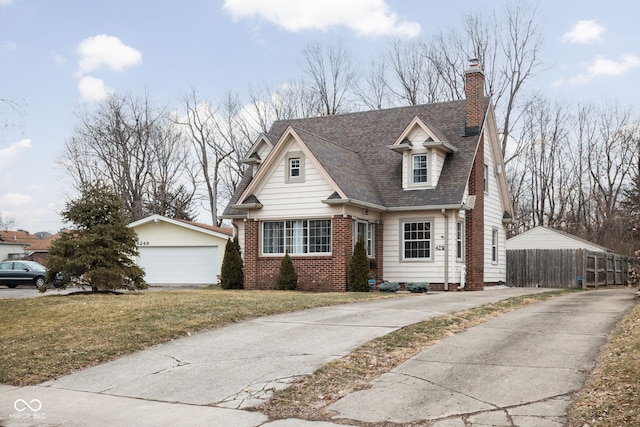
[355,221,375,257]
[402,220,432,260]
[262,219,331,255]
[412,153,428,184]
[285,151,305,183]
[457,221,464,260]
[492,228,498,263]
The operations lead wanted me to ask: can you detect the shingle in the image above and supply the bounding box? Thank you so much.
[223,100,482,216]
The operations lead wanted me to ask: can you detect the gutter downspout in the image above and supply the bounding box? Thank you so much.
[442,209,449,291]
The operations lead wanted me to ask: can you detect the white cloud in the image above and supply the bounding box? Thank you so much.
[569,54,640,84]
[0,139,32,168]
[76,34,142,76]
[78,76,113,102]
[0,0,13,6]
[0,192,34,207]
[3,41,17,51]
[223,0,420,38]
[51,51,66,65]
[562,19,606,44]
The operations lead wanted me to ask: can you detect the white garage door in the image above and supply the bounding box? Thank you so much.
[137,246,219,285]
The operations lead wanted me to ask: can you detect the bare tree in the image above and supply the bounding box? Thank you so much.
[176,90,255,225]
[424,1,543,157]
[0,98,25,133]
[355,57,393,110]
[0,212,16,230]
[301,40,358,116]
[496,1,544,156]
[386,38,430,105]
[247,80,317,131]
[60,92,198,221]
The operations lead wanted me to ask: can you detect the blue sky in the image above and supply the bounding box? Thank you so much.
[1,0,638,233]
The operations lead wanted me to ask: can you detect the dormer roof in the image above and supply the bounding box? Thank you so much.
[223,100,489,218]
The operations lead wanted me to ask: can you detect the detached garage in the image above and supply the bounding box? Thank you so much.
[128,215,233,286]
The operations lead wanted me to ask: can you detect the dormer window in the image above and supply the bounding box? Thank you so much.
[412,154,428,184]
[285,151,305,183]
[290,158,300,177]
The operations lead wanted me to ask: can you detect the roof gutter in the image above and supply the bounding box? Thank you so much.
[323,198,473,212]
[322,198,386,211]
[387,203,473,212]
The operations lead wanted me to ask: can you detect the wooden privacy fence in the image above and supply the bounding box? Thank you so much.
[506,249,632,289]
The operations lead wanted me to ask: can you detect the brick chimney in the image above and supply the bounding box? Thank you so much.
[464,58,485,135]
[463,58,486,291]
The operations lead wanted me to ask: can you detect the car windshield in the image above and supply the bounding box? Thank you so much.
[20,261,46,271]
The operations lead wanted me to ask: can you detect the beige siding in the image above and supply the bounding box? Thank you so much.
[382,211,448,283]
[483,133,507,282]
[132,221,229,273]
[133,222,226,246]
[251,139,336,219]
[235,220,245,260]
[431,151,445,187]
[506,227,606,251]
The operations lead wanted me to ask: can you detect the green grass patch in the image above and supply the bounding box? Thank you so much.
[0,288,392,386]
[569,297,640,427]
[260,289,579,421]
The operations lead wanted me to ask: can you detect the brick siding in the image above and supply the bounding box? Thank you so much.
[241,215,381,292]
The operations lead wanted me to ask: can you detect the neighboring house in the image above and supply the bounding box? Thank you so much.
[128,215,233,286]
[506,226,611,252]
[0,241,26,261]
[223,61,513,292]
[0,230,44,260]
[24,233,60,264]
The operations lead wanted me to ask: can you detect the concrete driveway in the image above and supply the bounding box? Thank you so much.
[0,287,636,426]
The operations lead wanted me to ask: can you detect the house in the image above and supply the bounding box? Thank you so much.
[128,215,233,286]
[0,241,25,261]
[0,230,44,260]
[24,233,60,264]
[223,60,513,292]
[506,226,611,252]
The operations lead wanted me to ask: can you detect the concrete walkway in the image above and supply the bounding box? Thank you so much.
[1,287,636,426]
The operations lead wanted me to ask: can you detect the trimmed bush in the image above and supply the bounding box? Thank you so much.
[277,252,298,290]
[377,281,400,293]
[406,282,430,293]
[220,237,244,289]
[347,238,370,292]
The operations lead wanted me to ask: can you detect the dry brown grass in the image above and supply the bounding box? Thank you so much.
[260,289,576,421]
[0,288,391,386]
[569,297,640,427]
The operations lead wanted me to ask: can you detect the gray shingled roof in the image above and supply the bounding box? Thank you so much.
[223,100,482,217]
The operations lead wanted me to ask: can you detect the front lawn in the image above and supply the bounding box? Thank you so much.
[0,288,391,385]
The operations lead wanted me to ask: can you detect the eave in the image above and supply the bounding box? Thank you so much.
[230,203,263,210]
[423,140,458,153]
[322,197,386,212]
[322,197,472,212]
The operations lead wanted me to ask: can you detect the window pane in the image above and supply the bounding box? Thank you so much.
[286,220,307,254]
[309,220,331,253]
[290,158,300,177]
[412,154,428,183]
[403,221,431,259]
[263,222,284,254]
[457,222,463,259]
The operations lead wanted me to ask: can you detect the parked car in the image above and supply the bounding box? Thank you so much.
[0,260,47,288]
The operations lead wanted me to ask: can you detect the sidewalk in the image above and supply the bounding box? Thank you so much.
[1,287,635,426]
